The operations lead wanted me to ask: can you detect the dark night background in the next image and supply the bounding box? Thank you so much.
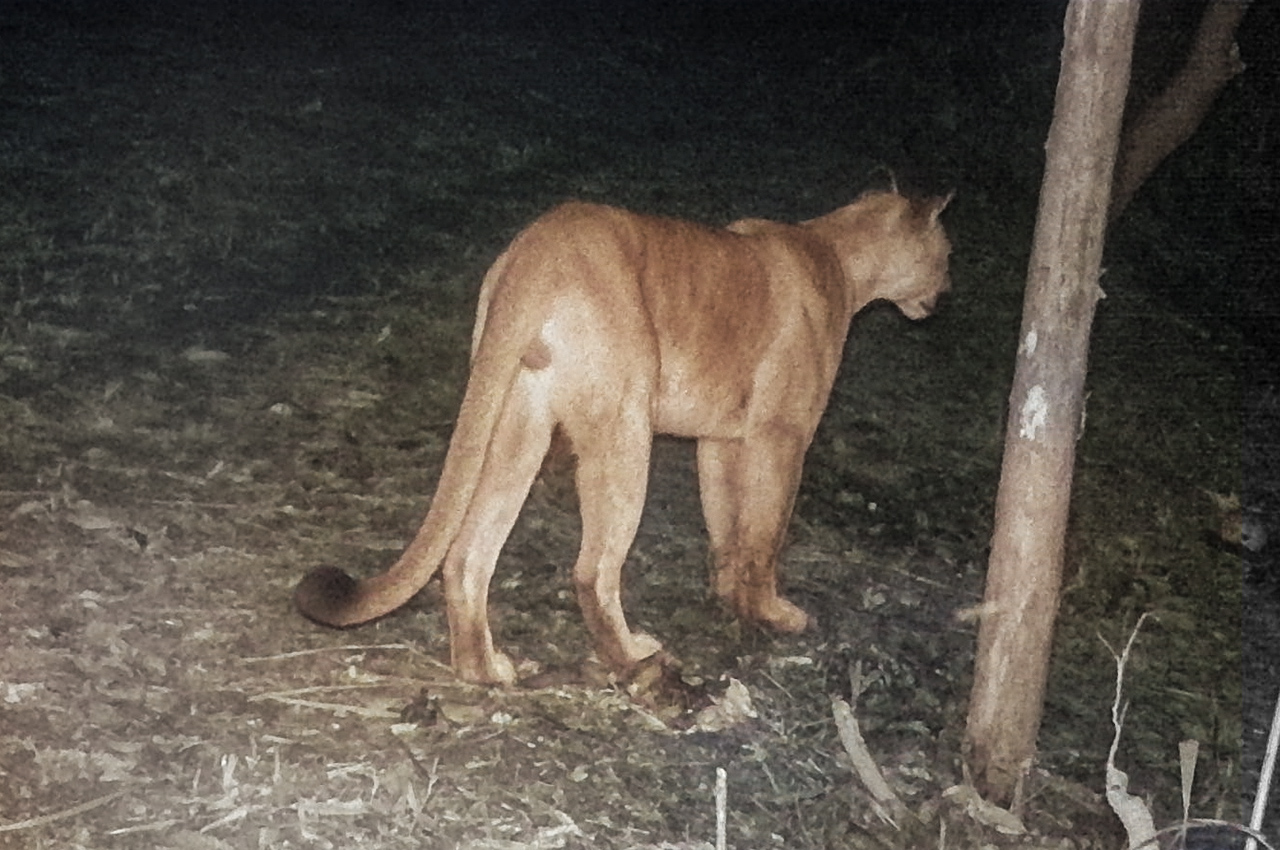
[0,0,1276,846]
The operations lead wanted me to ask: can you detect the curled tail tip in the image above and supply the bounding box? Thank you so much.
[294,566,364,627]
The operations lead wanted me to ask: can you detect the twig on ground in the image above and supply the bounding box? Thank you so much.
[1247,687,1280,850]
[831,696,904,827]
[242,642,426,662]
[0,789,129,833]
[715,766,727,850]
[1102,613,1157,849]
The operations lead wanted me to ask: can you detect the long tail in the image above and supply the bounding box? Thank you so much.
[294,256,540,627]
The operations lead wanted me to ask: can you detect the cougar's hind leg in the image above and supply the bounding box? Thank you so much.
[566,413,662,674]
[444,375,554,685]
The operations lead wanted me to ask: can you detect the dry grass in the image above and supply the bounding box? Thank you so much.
[1,2,1270,848]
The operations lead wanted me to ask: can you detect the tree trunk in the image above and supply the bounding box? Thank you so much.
[964,0,1141,806]
[1110,0,1248,220]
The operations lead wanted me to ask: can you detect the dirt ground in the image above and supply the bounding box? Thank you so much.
[1,2,1274,848]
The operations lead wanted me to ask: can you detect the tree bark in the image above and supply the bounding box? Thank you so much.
[964,0,1141,806]
[1110,0,1248,220]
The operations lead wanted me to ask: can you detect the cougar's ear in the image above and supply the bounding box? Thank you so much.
[862,164,899,196]
[929,191,955,223]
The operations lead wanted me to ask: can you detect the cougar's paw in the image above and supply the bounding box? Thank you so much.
[624,631,664,664]
[594,630,663,678]
[293,566,360,626]
[455,650,518,687]
[487,651,518,686]
[755,596,812,634]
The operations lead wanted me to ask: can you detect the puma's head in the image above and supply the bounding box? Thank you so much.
[878,192,953,321]
[808,190,953,321]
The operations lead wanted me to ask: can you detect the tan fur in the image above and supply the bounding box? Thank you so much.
[294,190,953,684]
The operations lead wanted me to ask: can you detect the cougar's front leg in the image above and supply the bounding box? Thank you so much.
[697,431,811,633]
